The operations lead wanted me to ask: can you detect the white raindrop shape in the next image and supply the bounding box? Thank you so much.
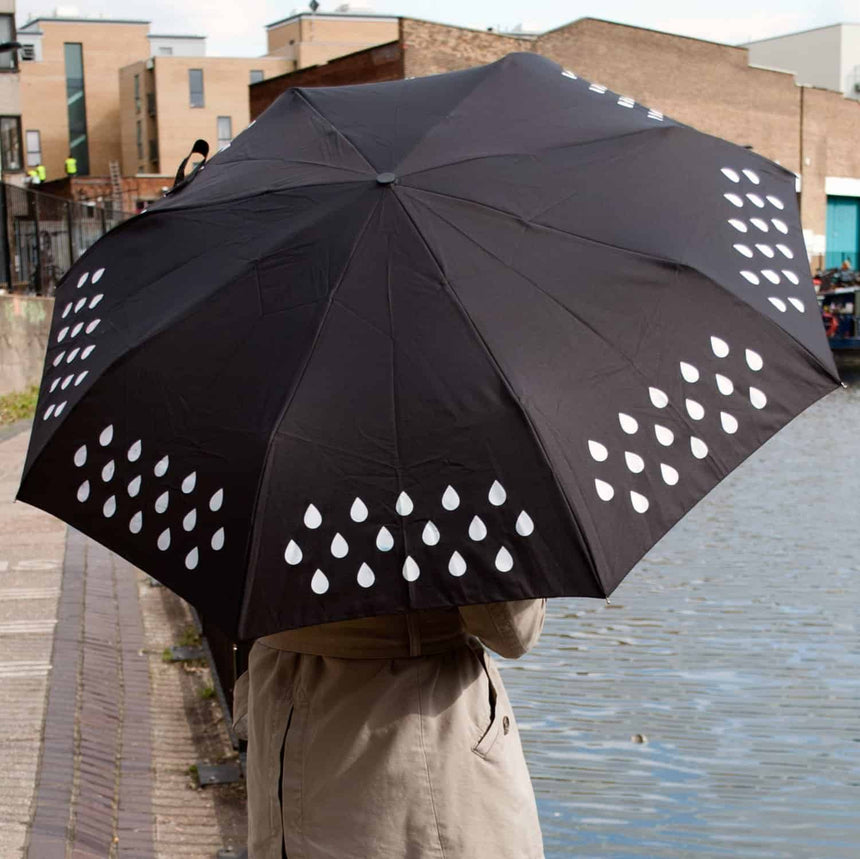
[357,563,375,588]
[625,451,645,473]
[516,511,534,537]
[715,374,734,395]
[469,516,487,541]
[766,195,784,209]
[209,489,223,512]
[185,547,199,571]
[685,399,705,420]
[751,217,769,232]
[680,362,700,383]
[62,302,73,318]
[728,218,747,232]
[488,480,507,506]
[74,445,87,467]
[755,244,775,258]
[77,272,89,289]
[588,440,609,461]
[89,294,104,309]
[154,455,169,477]
[775,244,793,259]
[53,352,65,366]
[61,374,73,389]
[81,345,95,360]
[660,464,679,485]
[710,336,730,358]
[595,479,615,501]
[762,270,780,284]
[57,327,69,343]
[768,297,787,312]
[50,378,60,392]
[376,526,394,552]
[630,491,650,514]
[495,547,514,572]
[750,387,767,409]
[783,270,799,285]
[181,472,197,494]
[422,521,441,546]
[350,497,368,522]
[618,413,638,434]
[441,485,460,510]
[155,491,169,513]
[85,319,100,334]
[733,244,753,258]
[284,540,302,565]
[77,480,90,502]
[649,387,668,408]
[157,529,171,551]
[720,412,739,434]
[690,437,709,459]
[448,551,467,577]
[402,556,420,582]
[55,401,67,417]
[103,495,117,518]
[183,509,197,531]
[71,322,84,338]
[655,424,674,446]
[43,404,55,420]
[771,218,788,234]
[746,193,765,208]
[720,167,740,182]
[788,297,805,312]
[745,349,763,371]
[331,533,349,558]
[101,459,115,482]
[395,491,414,516]
[74,371,88,386]
[742,168,760,184]
[617,95,635,108]
[127,475,142,497]
[723,193,743,207]
[99,424,113,446]
[740,270,760,285]
[127,439,142,461]
[74,297,87,312]
[304,503,322,529]
[211,528,225,551]
[129,511,143,534]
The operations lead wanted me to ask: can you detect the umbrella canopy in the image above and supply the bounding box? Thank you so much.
[18,53,840,640]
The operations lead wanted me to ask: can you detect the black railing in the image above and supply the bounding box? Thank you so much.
[0,181,132,296]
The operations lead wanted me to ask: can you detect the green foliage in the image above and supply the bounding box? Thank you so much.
[199,684,216,700]
[178,625,201,647]
[0,385,39,425]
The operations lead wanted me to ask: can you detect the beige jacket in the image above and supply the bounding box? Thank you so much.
[233,599,547,859]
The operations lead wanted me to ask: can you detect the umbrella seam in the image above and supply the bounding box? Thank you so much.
[389,190,608,599]
[237,195,385,639]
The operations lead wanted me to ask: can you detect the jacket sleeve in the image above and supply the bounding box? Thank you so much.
[459,599,546,659]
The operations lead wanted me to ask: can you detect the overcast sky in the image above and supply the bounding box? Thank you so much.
[16,0,859,58]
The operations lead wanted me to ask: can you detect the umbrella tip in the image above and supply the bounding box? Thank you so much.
[376,172,396,186]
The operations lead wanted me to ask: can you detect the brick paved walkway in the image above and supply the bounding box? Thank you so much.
[1,426,246,859]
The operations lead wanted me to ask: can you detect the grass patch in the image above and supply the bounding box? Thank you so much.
[178,625,201,648]
[0,385,39,426]
[199,684,215,700]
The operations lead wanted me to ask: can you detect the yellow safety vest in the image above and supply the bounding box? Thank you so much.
[65,157,77,175]
[36,164,46,181]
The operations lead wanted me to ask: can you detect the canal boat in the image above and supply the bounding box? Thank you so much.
[819,286,860,369]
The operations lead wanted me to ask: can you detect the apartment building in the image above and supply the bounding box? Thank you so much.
[0,0,22,183]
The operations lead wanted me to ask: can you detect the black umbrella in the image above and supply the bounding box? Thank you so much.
[18,53,840,640]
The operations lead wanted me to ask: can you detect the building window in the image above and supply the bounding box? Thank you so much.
[64,43,89,175]
[134,73,141,114]
[0,16,17,71]
[25,129,41,167]
[0,117,22,171]
[158,46,173,56]
[136,120,143,160]
[217,116,232,150]
[250,69,264,84]
[20,43,35,61]
[148,139,158,166]
[146,91,156,117]
[189,69,204,108]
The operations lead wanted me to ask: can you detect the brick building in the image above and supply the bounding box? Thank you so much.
[250,16,860,271]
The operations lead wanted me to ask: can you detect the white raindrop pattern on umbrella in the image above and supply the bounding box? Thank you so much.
[282,482,537,595]
[587,335,769,514]
[42,267,107,422]
[71,422,226,571]
[561,69,666,123]
[721,169,808,317]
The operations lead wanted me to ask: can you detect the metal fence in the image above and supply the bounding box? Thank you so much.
[0,182,132,296]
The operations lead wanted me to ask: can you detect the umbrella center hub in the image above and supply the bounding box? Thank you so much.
[376,172,397,186]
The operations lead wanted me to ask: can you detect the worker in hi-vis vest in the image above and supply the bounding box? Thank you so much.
[36,164,46,182]
[27,168,40,185]
[64,155,77,176]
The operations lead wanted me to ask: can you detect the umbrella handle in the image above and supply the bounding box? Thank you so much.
[167,139,210,195]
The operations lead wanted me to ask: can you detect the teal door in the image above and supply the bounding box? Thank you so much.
[826,196,860,269]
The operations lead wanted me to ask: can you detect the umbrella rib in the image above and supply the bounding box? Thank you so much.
[389,191,608,599]
[237,195,384,637]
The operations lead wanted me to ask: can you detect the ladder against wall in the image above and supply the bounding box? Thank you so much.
[108,160,123,214]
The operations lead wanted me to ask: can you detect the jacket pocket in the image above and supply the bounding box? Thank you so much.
[469,643,504,759]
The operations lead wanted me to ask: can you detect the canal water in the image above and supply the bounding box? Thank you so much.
[503,369,860,858]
